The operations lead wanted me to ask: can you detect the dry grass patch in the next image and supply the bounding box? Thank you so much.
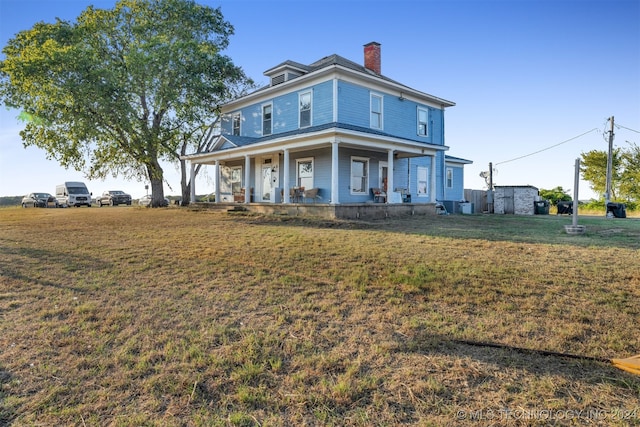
[0,207,639,426]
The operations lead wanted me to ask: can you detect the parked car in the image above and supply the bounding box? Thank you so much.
[138,195,169,207]
[97,190,132,207]
[21,193,58,208]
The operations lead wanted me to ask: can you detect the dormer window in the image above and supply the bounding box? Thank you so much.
[265,61,309,86]
[271,74,285,86]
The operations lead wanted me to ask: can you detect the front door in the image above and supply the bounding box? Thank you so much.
[379,162,388,192]
[260,157,279,202]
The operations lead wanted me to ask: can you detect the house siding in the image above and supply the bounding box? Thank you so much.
[444,165,465,201]
[188,47,470,208]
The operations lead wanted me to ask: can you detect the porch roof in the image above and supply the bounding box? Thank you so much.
[182,122,449,164]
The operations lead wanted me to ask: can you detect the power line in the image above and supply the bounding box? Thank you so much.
[615,123,640,134]
[494,128,599,166]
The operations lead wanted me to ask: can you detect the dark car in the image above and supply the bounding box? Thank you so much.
[97,190,132,206]
[21,193,58,208]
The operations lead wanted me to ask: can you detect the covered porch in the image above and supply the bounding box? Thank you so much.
[182,125,447,207]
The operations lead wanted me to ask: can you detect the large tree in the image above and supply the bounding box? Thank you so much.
[580,146,639,201]
[0,0,252,206]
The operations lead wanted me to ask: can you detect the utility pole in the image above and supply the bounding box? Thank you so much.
[605,116,614,215]
[488,162,494,213]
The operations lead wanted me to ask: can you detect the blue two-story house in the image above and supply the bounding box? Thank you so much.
[184,42,471,215]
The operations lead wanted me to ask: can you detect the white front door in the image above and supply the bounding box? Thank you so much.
[260,157,279,202]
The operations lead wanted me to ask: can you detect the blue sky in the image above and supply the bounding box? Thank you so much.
[1,0,638,199]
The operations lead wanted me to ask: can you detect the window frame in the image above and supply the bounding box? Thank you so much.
[417,166,429,198]
[370,93,383,130]
[299,90,312,128]
[296,157,314,188]
[446,167,453,189]
[230,165,243,195]
[417,107,429,137]
[232,113,241,136]
[350,156,369,195]
[262,103,272,136]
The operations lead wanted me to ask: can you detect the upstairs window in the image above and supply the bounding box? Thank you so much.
[418,108,429,137]
[299,91,312,128]
[370,93,383,129]
[262,104,272,136]
[232,113,241,136]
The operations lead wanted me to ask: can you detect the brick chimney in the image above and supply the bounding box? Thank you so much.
[364,42,381,74]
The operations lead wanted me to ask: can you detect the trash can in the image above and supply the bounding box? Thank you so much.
[534,200,549,215]
[606,202,626,218]
[556,201,573,215]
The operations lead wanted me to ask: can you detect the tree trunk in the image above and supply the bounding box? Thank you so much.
[146,159,165,207]
[180,157,191,206]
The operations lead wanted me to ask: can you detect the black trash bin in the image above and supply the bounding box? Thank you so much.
[606,202,626,218]
[534,200,549,215]
[556,201,573,215]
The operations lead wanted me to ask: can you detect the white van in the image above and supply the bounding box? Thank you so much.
[55,181,92,207]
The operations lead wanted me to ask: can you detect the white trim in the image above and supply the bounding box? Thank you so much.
[350,156,369,195]
[221,66,455,112]
[296,157,314,188]
[370,92,383,130]
[417,107,429,137]
[230,165,243,195]
[378,161,388,191]
[417,166,429,198]
[446,167,453,189]
[299,90,312,128]
[232,112,241,136]
[262,102,273,136]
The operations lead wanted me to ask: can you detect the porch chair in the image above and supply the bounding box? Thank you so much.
[371,188,387,203]
[290,187,304,203]
[302,188,321,203]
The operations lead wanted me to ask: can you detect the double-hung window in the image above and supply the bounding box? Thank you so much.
[446,168,453,189]
[232,113,241,136]
[297,158,314,189]
[299,91,311,128]
[231,166,243,195]
[351,157,369,194]
[370,93,383,129]
[417,107,429,137]
[262,104,272,136]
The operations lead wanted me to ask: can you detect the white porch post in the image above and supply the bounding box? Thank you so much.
[283,149,290,203]
[214,160,221,204]
[331,139,339,204]
[189,161,196,204]
[387,149,394,204]
[244,155,251,203]
[431,155,437,202]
